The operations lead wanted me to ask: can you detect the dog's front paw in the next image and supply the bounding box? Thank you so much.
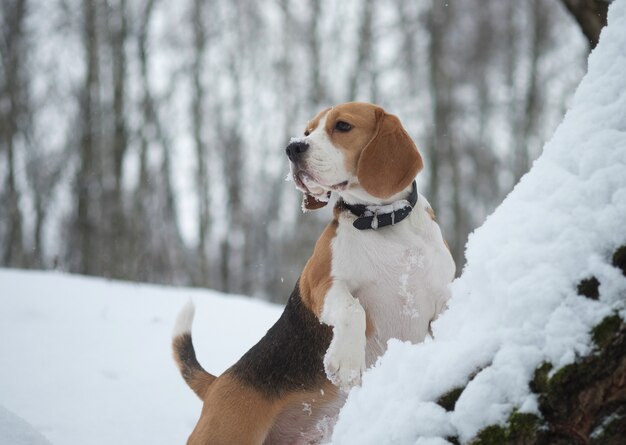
[323,337,366,391]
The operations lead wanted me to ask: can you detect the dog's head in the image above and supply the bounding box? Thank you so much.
[286,102,423,210]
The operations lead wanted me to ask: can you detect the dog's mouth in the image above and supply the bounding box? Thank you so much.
[292,169,348,196]
[292,170,310,193]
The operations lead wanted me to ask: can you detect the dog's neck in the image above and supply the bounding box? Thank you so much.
[338,182,414,207]
[336,181,418,230]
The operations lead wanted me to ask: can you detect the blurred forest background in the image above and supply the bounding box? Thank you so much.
[0,0,603,302]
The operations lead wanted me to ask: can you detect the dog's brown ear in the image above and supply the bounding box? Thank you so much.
[356,110,423,199]
[302,192,330,211]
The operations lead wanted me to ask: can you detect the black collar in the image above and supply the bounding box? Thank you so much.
[338,181,418,230]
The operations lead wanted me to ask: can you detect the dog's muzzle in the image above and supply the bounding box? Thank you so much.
[285,141,309,162]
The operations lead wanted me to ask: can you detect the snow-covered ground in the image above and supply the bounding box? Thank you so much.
[0,405,52,445]
[330,1,626,444]
[0,270,282,445]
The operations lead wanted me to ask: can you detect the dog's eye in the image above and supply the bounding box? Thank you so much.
[335,121,352,132]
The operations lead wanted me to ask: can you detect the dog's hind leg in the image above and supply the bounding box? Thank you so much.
[187,374,281,445]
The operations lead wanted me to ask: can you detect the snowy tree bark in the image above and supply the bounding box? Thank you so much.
[455,249,626,445]
[560,0,609,49]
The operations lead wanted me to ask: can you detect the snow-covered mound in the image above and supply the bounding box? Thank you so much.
[0,270,281,445]
[0,405,53,445]
[330,1,626,444]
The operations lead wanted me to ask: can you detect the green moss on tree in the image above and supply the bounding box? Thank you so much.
[473,425,507,445]
[437,387,464,411]
[465,246,626,445]
[577,276,600,299]
[445,436,461,445]
[533,315,625,444]
[529,362,552,394]
[612,245,626,276]
[546,361,575,389]
[472,411,542,445]
[507,412,541,443]
[591,314,622,349]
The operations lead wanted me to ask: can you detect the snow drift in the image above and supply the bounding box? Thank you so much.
[330,1,626,443]
[0,405,52,445]
[0,270,281,445]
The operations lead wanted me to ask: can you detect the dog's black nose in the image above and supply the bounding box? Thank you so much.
[285,141,309,162]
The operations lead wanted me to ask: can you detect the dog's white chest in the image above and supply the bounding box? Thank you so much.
[330,198,455,366]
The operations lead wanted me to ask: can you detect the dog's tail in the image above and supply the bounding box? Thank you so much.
[172,300,217,399]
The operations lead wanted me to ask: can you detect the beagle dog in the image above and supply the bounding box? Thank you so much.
[173,102,455,444]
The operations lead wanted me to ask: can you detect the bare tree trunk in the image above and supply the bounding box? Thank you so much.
[0,0,28,267]
[154,78,186,283]
[108,0,129,278]
[347,0,374,102]
[397,0,420,100]
[191,0,210,287]
[133,0,187,284]
[426,1,466,270]
[307,0,326,107]
[218,66,245,293]
[137,0,156,201]
[27,151,65,269]
[559,0,608,49]
[426,0,449,224]
[111,0,127,203]
[73,0,101,275]
[513,0,550,182]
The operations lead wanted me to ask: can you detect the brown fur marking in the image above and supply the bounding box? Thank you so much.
[172,333,217,400]
[265,381,341,443]
[186,370,341,444]
[305,107,331,135]
[187,374,281,445]
[299,214,337,317]
[355,107,423,198]
[426,206,437,221]
[365,310,374,338]
[307,102,423,199]
[323,103,381,179]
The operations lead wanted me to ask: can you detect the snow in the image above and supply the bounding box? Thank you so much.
[329,0,626,443]
[364,199,412,216]
[362,200,412,230]
[0,269,282,445]
[0,405,52,445]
